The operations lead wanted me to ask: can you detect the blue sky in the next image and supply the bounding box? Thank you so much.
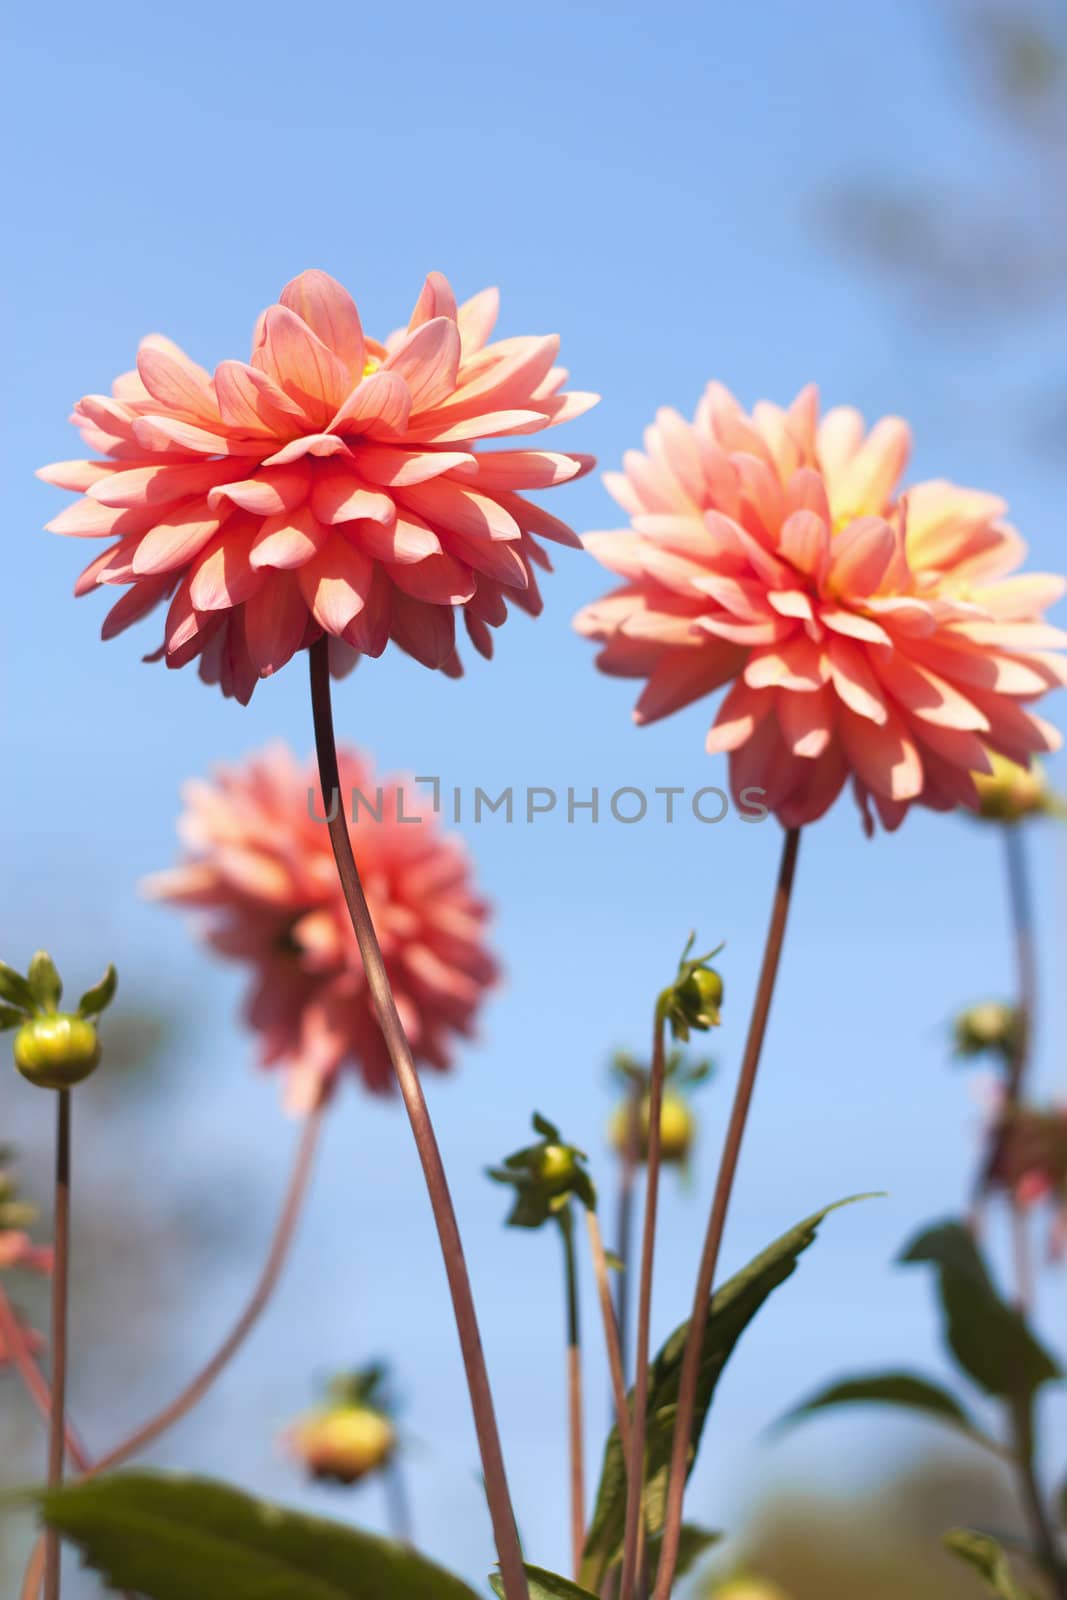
[3,0,1065,1590]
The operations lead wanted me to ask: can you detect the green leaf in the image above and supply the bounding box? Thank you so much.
[900,1222,1061,1398]
[37,1471,482,1600]
[77,964,118,1019]
[943,1529,1040,1598]
[28,952,62,1011]
[579,1196,872,1591]
[0,1006,27,1032]
[0,963,34,1014]
[490,1566,597,1599]
[778,1371,1008,1456]
[646,1523,720,1579]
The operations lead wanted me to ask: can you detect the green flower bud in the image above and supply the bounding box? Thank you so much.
[676,966,724,1031]
[609,1090,695,1165]
[714,1579,790,1600]
[537,1142,581,1191]
[973,754,1057,824]
[13,1015,102,1089]
[954,1002,1023,1061]
[287,1404,396,1485]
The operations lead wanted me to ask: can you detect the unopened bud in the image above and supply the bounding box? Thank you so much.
[286,1405,396,1485]
[954,1002,1023,1061]
[13,1016,102,1089]
[973,755,1055,824]
[677,967,724,1031]
[713,1578,790,1600]
[610,1091,695,1165]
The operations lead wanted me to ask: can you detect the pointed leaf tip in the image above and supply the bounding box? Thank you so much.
[28,951,63,1011]
[78,965,118,1019]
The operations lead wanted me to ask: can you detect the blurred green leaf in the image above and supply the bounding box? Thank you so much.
[900,1223,1061,1399]
[779,1371,1007,1456]
[943,1529,1040,1598]
[0,1006,26,1032]
[77,965,118,1019]
[646,1523,720,1579]
[0,963,34,1014]
[28,952,62,1011]
[490,1567,597,1599]
[37,1472,481,1600]
[580,1196,873,1591]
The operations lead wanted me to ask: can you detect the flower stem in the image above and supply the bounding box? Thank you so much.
[585,1208,630,1462]
[308,639,527,1600]
[996,828,1065,1594]
[653,826,801,1600]
[92,1103,323,1475]
[613,1080,642,1378]
[560,1208,586,1579]
[44,1089,72,1600]
[619,1011,668,1600]
[384,1455,414,1547]
[1010,1396,1067,1599]
[0,1285,89,1473]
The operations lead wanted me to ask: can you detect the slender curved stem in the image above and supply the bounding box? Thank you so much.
[20,1538,46,1600]
[560,1208,585,1579]
[1003,826,1037,1105]
[384,1455,414,1547]
[994,828,1065,1593]
[614,1083,642,1378]
[619,1013,667,1600]
[91,1104,323,1475]
[0,1284,89,1473]
[585,1208,630,1462]
[1010,1396,1067,1599]
[44,1090,71,1600]
[308,639,527,1600]
[654,827,801,1600]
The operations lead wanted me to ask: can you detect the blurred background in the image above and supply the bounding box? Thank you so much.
[3,0,1065,1593]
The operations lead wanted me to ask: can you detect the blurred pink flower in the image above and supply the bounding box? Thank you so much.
[40,270,596,701]
[145,742,498,1113]
[0,1232,52,1275]
[984,1096,1067,1261]
[0,1228,52,1370]
[576,385,1066,831]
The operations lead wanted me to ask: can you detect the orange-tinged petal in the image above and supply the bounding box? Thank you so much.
[243,573,309,675]
[250,505,329,570]
[254,305,352,422]
[279,270,365,376]
[297,536,374,633]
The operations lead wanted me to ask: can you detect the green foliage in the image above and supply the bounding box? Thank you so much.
[900,1223,1061,1399]
[0,962,34,1014]
[579,1197,871,1591]
[27,951,62,1011]
[490,1566,598,1599]
[779,1372,1006,1456]
[324,1361,393,1415]
[648,1523,721,1579]
[943,1530,1040,1598]
[36,1472,482,1600]
[77,963,118,1019]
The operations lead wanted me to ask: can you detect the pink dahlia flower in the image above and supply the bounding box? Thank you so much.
[145,743,498,1113]
[576,385,1066,831]
[40,270,596,701]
